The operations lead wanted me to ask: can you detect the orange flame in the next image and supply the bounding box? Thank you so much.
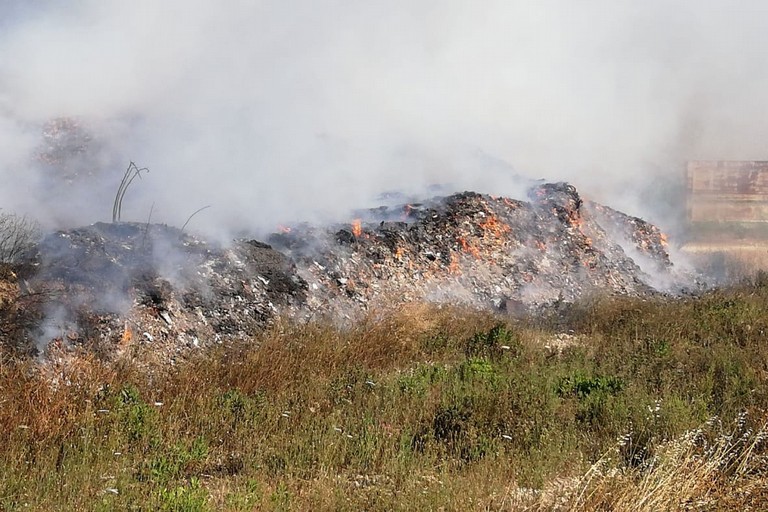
[458,237,481,259]
[394,247,405,260]
[277,224,292,233]
[478,215,510,238]
[121,323,132,346]
[502,198,518,209]
[660,233,669,246]
[569,212,583,228]
[351,219,362,237]
[448,253,461,274]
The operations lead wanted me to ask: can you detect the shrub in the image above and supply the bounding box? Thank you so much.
[0,212,40,263]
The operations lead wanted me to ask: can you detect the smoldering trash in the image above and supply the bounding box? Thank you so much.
[0,181,699,362]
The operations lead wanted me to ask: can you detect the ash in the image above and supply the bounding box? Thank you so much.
[4,222,306,361]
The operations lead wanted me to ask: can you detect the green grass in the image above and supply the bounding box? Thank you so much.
[2,285,768,510]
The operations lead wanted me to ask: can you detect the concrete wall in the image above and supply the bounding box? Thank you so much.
[687,161,768,224]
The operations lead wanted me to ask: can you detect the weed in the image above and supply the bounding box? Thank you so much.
[269,482,292,511]
[2,289,768,509]
[558,373,624,399]
[115,383,159,444]
[397,363,447,396]
[464,323,518,359]
[155,477,209,511]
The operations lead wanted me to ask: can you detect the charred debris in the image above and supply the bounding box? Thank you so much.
[0,182,695,360]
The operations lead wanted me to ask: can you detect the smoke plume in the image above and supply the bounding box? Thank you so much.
[1,1,768,239]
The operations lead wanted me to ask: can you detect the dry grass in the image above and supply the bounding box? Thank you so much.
[2,289,768,510]
[568,414,768,511]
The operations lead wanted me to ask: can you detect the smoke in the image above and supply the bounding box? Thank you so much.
[2,1,768,239]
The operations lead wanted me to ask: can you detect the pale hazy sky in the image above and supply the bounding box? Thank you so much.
[1,1,767,237]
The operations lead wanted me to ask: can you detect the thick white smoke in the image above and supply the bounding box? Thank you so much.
[1,1,768,239]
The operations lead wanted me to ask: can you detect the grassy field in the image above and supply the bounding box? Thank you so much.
[3,277,768,510]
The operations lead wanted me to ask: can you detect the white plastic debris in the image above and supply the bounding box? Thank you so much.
[159,311,173,326]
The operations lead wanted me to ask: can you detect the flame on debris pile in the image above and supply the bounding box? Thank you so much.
[478,213,511,238]
[121,323,132,346]
[448,253,461,274]
[558,208,583,229]
[457,237,482,259]
[351,219,363,238]
[14,182,691,362]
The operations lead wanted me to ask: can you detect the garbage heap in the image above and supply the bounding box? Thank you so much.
[273,182,683,319]
[1,182,692,360]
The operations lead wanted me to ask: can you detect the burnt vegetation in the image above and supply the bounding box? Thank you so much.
[112,161,149,223]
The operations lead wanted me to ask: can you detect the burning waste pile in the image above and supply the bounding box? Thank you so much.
[0,181,693,361]
[274,182,685,319]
